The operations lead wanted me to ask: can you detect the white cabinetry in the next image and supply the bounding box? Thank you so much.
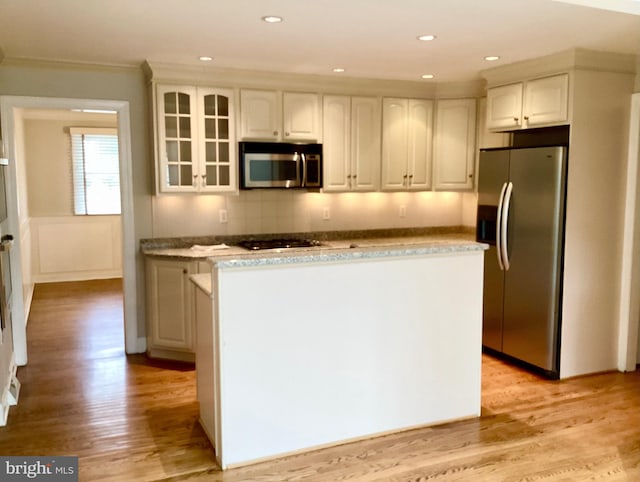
[381,98,433,191]
[433,98,477,191]
[240,89,320,141]
[155,84,236,193]
[322,95,381,191]
[486,74,569,131]
[145,257,212,362]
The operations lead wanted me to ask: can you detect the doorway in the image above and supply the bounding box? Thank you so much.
[0,96,137,366]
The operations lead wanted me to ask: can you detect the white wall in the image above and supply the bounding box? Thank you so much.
[560,69,635,377]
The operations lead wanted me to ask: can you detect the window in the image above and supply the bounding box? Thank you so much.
[70,127,121,215]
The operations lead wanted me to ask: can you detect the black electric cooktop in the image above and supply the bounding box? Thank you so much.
[237,238,323,251]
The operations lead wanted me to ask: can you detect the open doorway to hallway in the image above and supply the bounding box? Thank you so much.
[18,108,124,291]
[0,95,138,370]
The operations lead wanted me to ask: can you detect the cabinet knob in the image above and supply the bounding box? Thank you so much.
[469,174,473,178]
[183,268,188,274]
[524,116,529,121]
[513,117,519,123]
[285,132,290,136]
[273,131,278,136]
[192,174,198,187]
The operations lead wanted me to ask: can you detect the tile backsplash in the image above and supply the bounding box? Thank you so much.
[151,190,476,238]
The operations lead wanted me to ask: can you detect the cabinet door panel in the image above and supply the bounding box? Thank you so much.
[147,259,195,352]
[157,85,198,192]
[523,74,569,127]
[407,99,433,190]
[322,96,351,192]
[351,97,380,191]
[198,88,237,192]
[434,98,476,190]
[283,92,320,140]
[486,83,523,131]
[240,90,279,140]
[381,98,409,190]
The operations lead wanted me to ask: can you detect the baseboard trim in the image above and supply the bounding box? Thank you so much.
[33,271,123,284]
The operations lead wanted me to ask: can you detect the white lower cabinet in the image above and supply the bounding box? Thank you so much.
[322,95,381,191]
[433,98,477,190]
[145,257,212,362]
[381,98,433,191]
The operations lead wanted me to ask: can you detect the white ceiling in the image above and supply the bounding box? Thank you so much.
[0,0,639,83]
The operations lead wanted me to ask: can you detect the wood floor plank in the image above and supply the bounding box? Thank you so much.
[0,279,638,481]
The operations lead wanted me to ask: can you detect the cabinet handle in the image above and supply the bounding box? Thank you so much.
[469,174,473,178]
[347,174,352,188]
[192,174,198,187]
[524,116,529,121]
[273,131,278,136]
[183,268,188,274]
[403,174,408,187]
[285,132,290,137]
[513,117,519,123]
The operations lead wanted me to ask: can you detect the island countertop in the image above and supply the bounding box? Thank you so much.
[142,230,487,268]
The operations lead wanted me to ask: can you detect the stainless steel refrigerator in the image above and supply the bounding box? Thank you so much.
[476,146,567,378]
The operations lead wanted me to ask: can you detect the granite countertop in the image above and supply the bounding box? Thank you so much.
[142,228,487,269]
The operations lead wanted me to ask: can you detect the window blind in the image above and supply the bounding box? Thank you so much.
[69,127,121,215]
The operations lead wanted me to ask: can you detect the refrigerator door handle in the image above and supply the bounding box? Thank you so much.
[496,182,508,271]
[501,181,514,271]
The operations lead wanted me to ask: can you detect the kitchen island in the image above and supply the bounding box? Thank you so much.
[187,236,488,469]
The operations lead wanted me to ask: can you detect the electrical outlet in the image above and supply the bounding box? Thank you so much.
[219,209,228,224]
[322,207,331,220]
[399,205,407,218]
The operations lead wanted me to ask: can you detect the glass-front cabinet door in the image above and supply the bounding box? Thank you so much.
[156,84,237,193]
[198,88,236,192]
[157,85,198,192]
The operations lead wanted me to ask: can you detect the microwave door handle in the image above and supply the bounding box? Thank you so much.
[300,153,306,187]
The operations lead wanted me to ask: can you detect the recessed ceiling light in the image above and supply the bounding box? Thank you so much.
[199,56,213,62]
[421,74,434,79]
[417,34,436,41]
[484,56,500,61]
[332,68,345,73]
[262,15,283,23]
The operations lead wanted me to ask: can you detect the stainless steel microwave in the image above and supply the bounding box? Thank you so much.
[239,142,322,189]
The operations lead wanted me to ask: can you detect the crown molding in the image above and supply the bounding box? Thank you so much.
[481,48,638,87]
[0,56,140,74]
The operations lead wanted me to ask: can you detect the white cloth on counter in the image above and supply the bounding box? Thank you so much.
[190,243,230,251]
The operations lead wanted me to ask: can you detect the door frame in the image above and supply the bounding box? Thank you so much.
[618,92,640,371]
[0,95,139,364]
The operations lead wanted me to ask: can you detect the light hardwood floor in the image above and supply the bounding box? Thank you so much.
[1,279,639,481]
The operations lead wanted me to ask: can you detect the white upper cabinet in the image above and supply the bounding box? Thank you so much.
[486,73,569,131]
[240,89,320,141]
[239,89,280,140]
[381,98,433,191]
[485,83,523,130]
[523,74,569,127]
[155,84,236,193]
[322,95,380,192]
[283,92,321,141]
[433,98,477,191]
